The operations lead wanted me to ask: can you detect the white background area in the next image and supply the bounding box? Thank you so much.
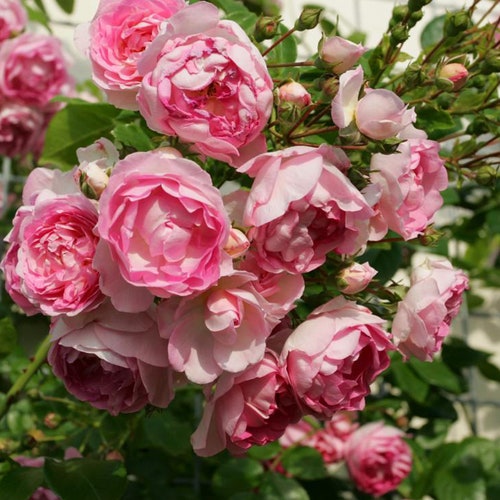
[41,0,500,439]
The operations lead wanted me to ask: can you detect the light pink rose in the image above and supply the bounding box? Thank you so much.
[137,2,273,165]
[280,296,393,419]
[439,62,468,90]
[278,81,312,108]
[0,103,46,159]
[356,88,416,140]
[345,422,412,497]
[77,0,187,109]
[1,189,104,317]
[191,350,301,456]
[240,145,373,274]
[48,301,174,415]
[369,138,448,241]
[159,271,276,384]
[339,262,377,294]
[330,66,363,129]
[0,0,27,42]
[0,32,72,107]
[392,258,469,361]
[96,149,231,298]
[320,36,367,74]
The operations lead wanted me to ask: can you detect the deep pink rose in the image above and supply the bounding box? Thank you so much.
[369,138,448,240]
[240,145,373,274]
[0,32,72,107]
[1,188,103,317]
[320,36,366,74]
[280,296,393,419]
[345,422,412,497]
[48,301,174,415]
[96,149,231,298]
[0,103,47,159]
[191,350,301,456]
[77,0,187,109]
[137,2,273,165]
[0,0,27,42]
[392,258,469,361]
[159,271,275,384]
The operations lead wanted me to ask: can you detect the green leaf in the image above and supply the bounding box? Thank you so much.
[0,466,44,500]
[409,358,465,394]
[112,121,154,152]
[212,458,264,498]
[420,15,446,50]
[44,459,127,500]
[442,338,490,370]
[210,0,258,34]
[281,446,327,480]
[0,317,17,357]
[40,101,122,170]
[55,0,75,14]
[478,360,500,382]
[259,472,309,500]
[415,106,459,140]
[391,359,429,403]
[246,441,281,461]
[141,412,193,456]
[360,243,403,285]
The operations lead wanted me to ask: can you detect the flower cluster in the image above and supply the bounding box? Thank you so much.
[0,0,73,160]
[1,1,470,486]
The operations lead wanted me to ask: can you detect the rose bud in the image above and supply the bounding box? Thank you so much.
[439,63,468,90]
[277,81,312,108]
[319,36,367,74]
[224,227,250,258]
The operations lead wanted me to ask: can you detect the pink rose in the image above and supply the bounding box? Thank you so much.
[0,0,27,42]
[191,350,301,456]
[48,301,174,415]
[159,271,275,384]
[240,145,373,274]
[392,258,468,361]
[339,261,377,294]
[439,62,468,90]
[77,0,187,109]
[345,422,412,497]
[0,33,72,107]
[1,187,104,317]
[0,103,46,159]
[331,67,417,140]
[277,81,312,108]
[369,139,448,241]
[96,149,231,298]
[280,296,393,419]
[319,36,366,74]
[137,2,273,165]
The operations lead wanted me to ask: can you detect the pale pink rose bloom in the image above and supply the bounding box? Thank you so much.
[48,301,174,415]
[320,36,367,74]
[191,350,301,457]
[159,271,276,384]
[340,262,377,294]
[330,66,364,129]
[0,0,27,42]
[278,81,312,108]
[22,166,79,205]
[392,258,468,361]
[369,138,448,241]
[0,33,72,107]
[76,0,187,110]
[1,190,104,317]
[0,103,46,159]
[96,149,231,298]
[356,88,416,140]
[345,422,412,497]
[240,145,373,274]
[137,2,273,165]
[280,296,393,419]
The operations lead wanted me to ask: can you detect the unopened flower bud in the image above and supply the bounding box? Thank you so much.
[390,24,409,45]
[444,11,471,37]
[224,227,250,258]
[392,5,409,23]
[481,53,500,74]
[436,92,454,109]
[408,10,424,28]
[418,226,444,246]
[408,0,431,12]
[320,76,339,98]
[435,77,455,91]
[294,7,322,31]
[439,63,468,90]
[339,262,377,294]
[319,35,367,74]
[475,165,497,186]
[404,62,424,86]
[254,15,280,42]
[77,162,111,199]
[44,412,62,429]
[278,81,312,108]
[466,118,489,135]
[106,450,124,461]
